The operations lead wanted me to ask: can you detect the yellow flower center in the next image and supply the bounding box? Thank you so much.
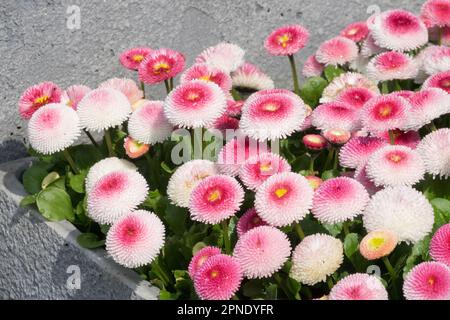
[262,103,280,112]
[259,162,273,172]
[274,187,288,199]
[153,62,171,74]
[210,270,219,279]
[186,91,200,101]
[207,189,222,203]
[278,34,291,48]
[34,95,50,106]
[368,237,385,250]
[199,74,211,82]
[378,104,392,118]
[428,276,435,286]
[132,54,144,62]
[347,28,358,36]
[389,154,402,163]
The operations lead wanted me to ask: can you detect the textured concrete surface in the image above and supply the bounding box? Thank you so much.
[0,158,159,299]
[0,0,424,162]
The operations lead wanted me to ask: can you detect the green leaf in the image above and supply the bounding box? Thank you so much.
[299,77,328,107]
[286,277,301,300]
[192,242,207,255]
[36,187,74,221]
[242,280,265,298]
[321,169,340,180]
[420,176,450,201]
[165,204,187,236]
[159,290,175,300]
[22,161,52,194]
[344,233,359,259]
[403,236,430,275]
[160,162,174,174]
[68,170,87,193]
[431,198,450,229]
[323,223,343,237]
[100,224,110,235]
[324,65,345,82]
[265,283,278,300]
[41,172,60,189]
[20,194,36,207]
[71,145,103,170]
[76,233,105,249]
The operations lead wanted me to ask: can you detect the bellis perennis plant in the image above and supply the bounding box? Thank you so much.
[18,0,450,300]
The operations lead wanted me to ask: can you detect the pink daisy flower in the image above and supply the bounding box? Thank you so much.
[361,34,385,58]
[422,46,450,76]
[194,254,242,300]
[430,223,450,266]
[128,100,173,145]
[340,21,369,42]
[225,100,244,117]
[336,87,378,110]
[164,80,226,128]
[236,208,268,237]
[315,36,358,66]
[417,128,450,178]
[421,0,450,27]
[28,103,81,155]
[239,152,291,191]
[209,115,239,136]
[98,78,144,105]
[240,89,307,141]
[365,145,425,187]
[123,136,149,159]
[320,72,380,103]
[376,130,421,149]
[18,81,62,120]
[254,172,313,227]
[119,47,152,71]
[302,55,325,78]
[61,85,91,110]
[138,48,185,84]
[87,170,149,224]
[305,176,323,191]
[329,273,388,300]
[106,210,164,268]
[311,101,361,132]
[233,226,291,279]
[354,164,382,195]
[369,9,428,52]
[264,24,310,56]
[189,175,244,224]
[312,177,369,224]
[231,62,274,91]
[359,230,398,261]
[339,136,387,169]
[188,246,222,279]
[367,51,418,82]
[361,94,411,133]
[390,90,416,100]
[323,129,352,145]
[403,262,450,300]
[423,70,450,94]
[196,42,245,73]
[180,63,232,93]
[302,134,328,150]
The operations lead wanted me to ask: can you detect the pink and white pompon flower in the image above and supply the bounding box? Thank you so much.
[194,254,243,300]
[303,134,328,151]
[302,55,324,78]
[367,51,418,82]
[128,100,173,145]
[196,42,245,73]
[240,89,307,141]
[340,21,369,42]
[264,24,310,56]
[421,0,450,27]
[368,9,428,52]
[361,34,385,58]
[403,262,450,300]
[123,137,149,159]
[19,81,62,119]
[209,115,240,136]
[236,208,268,237]
[106,210,164,268]
[315,36,358,66]
[138,48,185,84]
[320,72,380,103]
[119,47,152,71]
[28,103,81,155]
[329,273,388,300]
[180,63,232,93]
[77,88,132,132]
[254,172,313,227]
[323,129,352,145]
[164,80,226,128]
[359,230,397,261]
[312,177,369,224]
[361,94,411,133]
[422,46,450,76]
[189,175,244,224]
[231,62,274,91]
[311,101,361,132]
[61,85,91,110]
[233,226,291,279]
[225,99,244,117]
[336,87,378,110]
[99,78,144,105]
[239,152,291,191]
[376,130,421,149]
[354,164,382,196]
[87,170,149,224]
[430,223,450,267]
[339,136,387,169]
[417,128,450,178]
[365,145,425,187]
[422,70,450,94]
[188,246,222,279]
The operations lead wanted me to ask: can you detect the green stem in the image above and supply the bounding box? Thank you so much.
[164,80,171,94]
[324,147,335,170]
[274,273,297,299]
[288,55,301,96]
[438,27,443,46]
[294,222,306,240]
[388,130,396,145]
[308,154,316,173]
[383,256,396,280]
[231,88,242,101]
[327,276,334,290]
[169,77,174,91]
[333,148,339,170]
[104,129,115,157]
[222,219,231,254]
[63,149,79,174]
[152,259,171,287]
[83,129,99,148]
[381,81,389,94]
[342,221,350,236]
[140,81,146,99]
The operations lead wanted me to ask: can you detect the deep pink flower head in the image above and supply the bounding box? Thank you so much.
[303,134,328,150]
[106,210,165,268]
[302,55,325,78]
[264,24,310,56]
[430,223,450,267]
[236,208,268,237]
[339,136,387,168]
[312,177,369,224]
[180,63,232,93]
[323,129,352,145]
[421,0,450,27]
[194,254,242,300]
[423,70,450,94]
[367,51,418,81]
[316,36,358,66]
[188,246,221,279]
[119,47,152,70]
[189,175,244,224]
[329,273,388,300]
[354,164,382,195]
[340,21,369,42]
[225,100,244,117]
[311,101,361,132]
[19,81,62,119]
[336,87,378,110]
[233,226,291,279]
[403,261,450,300]
[239,152,291,191]
[376,130,421,149]
[210,115,240,136]
[422,46,450,76]
[61,85,91,110]
[138,48,185,84]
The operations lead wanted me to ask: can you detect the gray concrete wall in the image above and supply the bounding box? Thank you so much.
[0,0,424,163]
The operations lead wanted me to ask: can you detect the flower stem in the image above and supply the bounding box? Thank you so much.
[342,221,350,236]
[288,55,301,96]
[381,81,389,94]
[140,81,146,99]
[63,149,79,174]
[104,128,115,157]
[324,147,335,170]
[388,130,396,145]
[294,222,306,240]
[83,129,99,148]
[164,80,171,94]
[438,27,443,46]
[333,149,339,170]
[222,219,231,254]
[308,153,316,173]
[274,273,298,299]
[169,77,174,91]
[383,256,396,280]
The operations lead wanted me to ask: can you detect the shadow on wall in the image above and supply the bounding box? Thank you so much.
[0,139,27,164]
